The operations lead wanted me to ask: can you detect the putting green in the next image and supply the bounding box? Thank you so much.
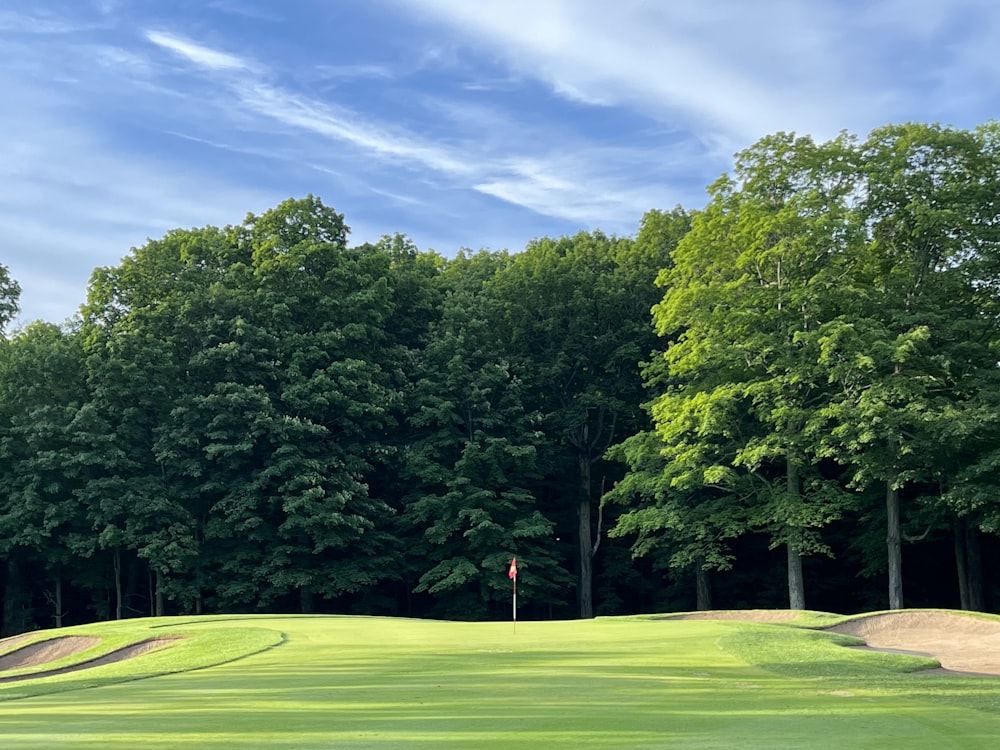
[0,614,998,748]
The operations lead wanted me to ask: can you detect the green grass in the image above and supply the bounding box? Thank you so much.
[1,613,999,748]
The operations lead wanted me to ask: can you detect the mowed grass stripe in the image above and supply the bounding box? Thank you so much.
[0,615,998,749]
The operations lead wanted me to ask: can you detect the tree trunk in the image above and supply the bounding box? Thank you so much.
[787,544,805,610]
[955,516,970,610]
[54,571,63,629]
[886,475,903,609]
[2,554,24,636]
[695,563,712,611]
[155,569,164,617]
[786,458,805,610]
[300,587,314,614]
[966,522,984,611]
[113,549,123,620]
[577,452,595,619]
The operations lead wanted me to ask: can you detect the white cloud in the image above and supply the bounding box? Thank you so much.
[386,0,998,142]
[234,82,475,177]
[136,30,689,226]
[146,30,251,72]
[474,145,695,227]
[384,0,823,140]
[139,33,482,179]
[19,0,995,326]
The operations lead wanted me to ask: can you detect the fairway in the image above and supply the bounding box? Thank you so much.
[1,613,1000,748]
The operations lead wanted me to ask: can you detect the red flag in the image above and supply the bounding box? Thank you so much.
[508,557,518,580]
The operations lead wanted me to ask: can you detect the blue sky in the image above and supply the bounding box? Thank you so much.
[3,0,999,325]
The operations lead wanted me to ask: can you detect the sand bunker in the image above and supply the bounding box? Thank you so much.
[0,636,182,683]
[827,611,1000,676]
[666,609,1000,677]
[0,636,101,671]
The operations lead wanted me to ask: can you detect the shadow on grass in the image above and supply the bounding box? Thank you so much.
[3,653,991,750]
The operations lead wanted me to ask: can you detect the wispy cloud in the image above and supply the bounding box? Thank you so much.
[0,64,279,325]
[235,81,476,176]
[6,0,995,326]
[144,30,479,177]
[206,0,285,23]
[0,9,93,34]
[383,1,843,141]
[475,144,699,226]
[386,0,998,142]
[140,29,685,227]
[146,30,251,72]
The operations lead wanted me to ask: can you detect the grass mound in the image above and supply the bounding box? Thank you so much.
[0,617,283,701]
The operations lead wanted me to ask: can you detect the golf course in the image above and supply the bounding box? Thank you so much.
[1,610,1000,748]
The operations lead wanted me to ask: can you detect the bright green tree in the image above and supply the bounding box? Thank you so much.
[815,123,1000,609]
[627,133,861,609]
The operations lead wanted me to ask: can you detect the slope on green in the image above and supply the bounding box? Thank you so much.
[0,614,999,749]
[0,617,282,697]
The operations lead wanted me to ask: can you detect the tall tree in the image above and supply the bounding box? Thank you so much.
[606,430,747,610]
[402,250,569,619]
[630,133,860,609]
[491,228,677,618]
[200,198,402,609]
[816,123,1000,609]
[0,322,88,632]
[78,225,230,616]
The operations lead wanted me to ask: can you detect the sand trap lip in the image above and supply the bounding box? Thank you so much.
[660,609,801,623]
[826,611,1000,677]
[0,636,183,683]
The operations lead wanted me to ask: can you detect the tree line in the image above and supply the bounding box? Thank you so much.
[1,121,999,634]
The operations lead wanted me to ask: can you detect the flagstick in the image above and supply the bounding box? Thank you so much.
[512,575,517,635]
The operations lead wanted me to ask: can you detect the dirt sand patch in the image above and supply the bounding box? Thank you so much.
[827,611,1000,676]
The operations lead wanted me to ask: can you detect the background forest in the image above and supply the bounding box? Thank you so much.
[2,122,1000,635]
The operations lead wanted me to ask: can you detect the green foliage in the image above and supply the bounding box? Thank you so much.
[611,122,1000,612]
[0,262,20,333]
[617,133,863,608]
[488,227,686,617]
[402,250,568,618]
[4,120,1000,629]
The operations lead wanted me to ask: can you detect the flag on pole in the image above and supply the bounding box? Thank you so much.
[508,557,518,633]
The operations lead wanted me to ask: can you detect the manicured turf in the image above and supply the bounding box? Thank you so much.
[1,613,999,748]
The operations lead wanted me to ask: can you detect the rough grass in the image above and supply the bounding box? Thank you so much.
[0,613,998,749]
